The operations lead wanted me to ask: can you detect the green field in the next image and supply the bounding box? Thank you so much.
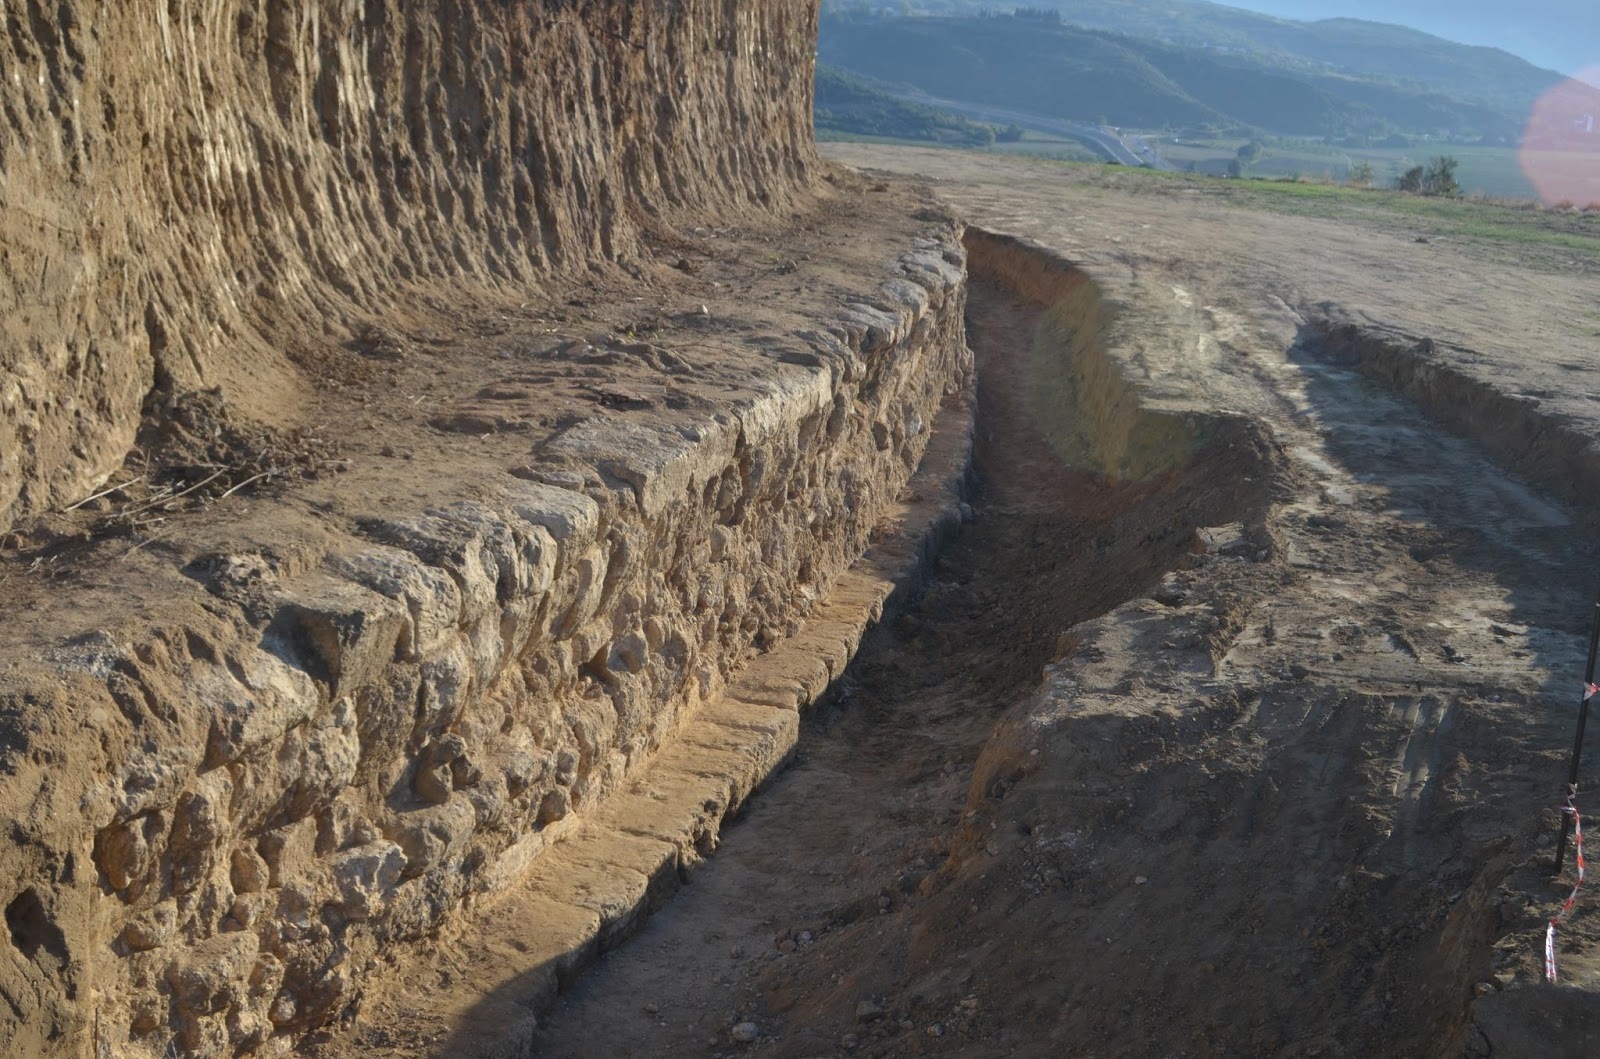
[818,128,1117,165]
[1152,136,1541,199]
[985,133,1102,164]
[1077,154,1600,268]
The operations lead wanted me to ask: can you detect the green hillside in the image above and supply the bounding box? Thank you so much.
[819,12,1523,139]
[814,66,997,146]
[821,1,1570,125]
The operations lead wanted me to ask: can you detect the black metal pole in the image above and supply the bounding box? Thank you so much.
[1555,585,1600,874]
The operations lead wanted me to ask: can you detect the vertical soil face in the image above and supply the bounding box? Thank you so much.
[0,0,820,531]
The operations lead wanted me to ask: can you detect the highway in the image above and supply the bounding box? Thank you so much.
[883,90,1177,170]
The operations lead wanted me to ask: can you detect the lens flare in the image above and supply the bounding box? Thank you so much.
[1519,67,1600,207]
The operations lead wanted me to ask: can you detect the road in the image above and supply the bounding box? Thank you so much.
[882,89,1177,169]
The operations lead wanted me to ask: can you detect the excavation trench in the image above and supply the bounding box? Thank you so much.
[521,233,1280,1055]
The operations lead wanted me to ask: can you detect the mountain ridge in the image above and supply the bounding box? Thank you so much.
[819,11,1530,140]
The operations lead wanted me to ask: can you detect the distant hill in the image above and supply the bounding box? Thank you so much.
[1035,2,1566,117]
[1171,0,1597,79]
[814,66,997,146]
[819,12,1519,139]
[823,1,1575,125]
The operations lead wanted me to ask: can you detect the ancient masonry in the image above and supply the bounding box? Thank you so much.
[0,2,976,1055]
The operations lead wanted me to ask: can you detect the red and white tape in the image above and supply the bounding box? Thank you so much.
[1546,789,1585,982]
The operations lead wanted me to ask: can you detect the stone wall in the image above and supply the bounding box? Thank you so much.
[0,228,971,1055]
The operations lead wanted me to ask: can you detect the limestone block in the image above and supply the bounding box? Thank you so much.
[95,811,166,895]
[200,658,317,774]
[167,771,234,896]
[274,574,408,699]
[165,932,260,1021]
[880,277,932,320]
[327,547,463,661]
[546,418,721,519]
[328,842,406,920]
[417,642,474,741]
[230,848,270,895]
[121,902,177,953]
[357,511,502,625]
[446,501,556,603]
[257,817,319,890]
[503,479,601,564]
[387,798,476,878]
[840,303,902,353]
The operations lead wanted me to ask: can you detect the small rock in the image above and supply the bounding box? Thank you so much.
[1153,580,1187,606]
[1475,981,1497,998]
[841,1034,859,1050]
[644,1002,660,1015]
[414,761,453,804]
[778,939,797,953]
[1194,524,1253,558]
[798,931,814,944]
[731,1022,760,1044]
[1134,875,1149,885]
[855,1000,885,1023]
[927,1023,944,1038]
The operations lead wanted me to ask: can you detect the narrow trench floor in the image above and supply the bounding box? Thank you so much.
[525,280,1264,1057]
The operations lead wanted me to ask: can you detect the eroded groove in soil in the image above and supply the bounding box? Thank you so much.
[526,237,1277,1057]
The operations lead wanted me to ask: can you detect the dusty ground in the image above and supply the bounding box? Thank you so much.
[523,150,1600,1056]
[0,168,933,615]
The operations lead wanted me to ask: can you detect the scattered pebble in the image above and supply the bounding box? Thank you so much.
[731,1021,760,1043]
[855,1000,884,1022]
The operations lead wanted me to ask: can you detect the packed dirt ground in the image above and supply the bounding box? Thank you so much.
[519,151,1600,1056]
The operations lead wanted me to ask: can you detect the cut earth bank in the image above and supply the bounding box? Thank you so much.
[519,153,1600,1057]
[0,3,987,1055]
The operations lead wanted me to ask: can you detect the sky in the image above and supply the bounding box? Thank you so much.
[1216,1,1598,76]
